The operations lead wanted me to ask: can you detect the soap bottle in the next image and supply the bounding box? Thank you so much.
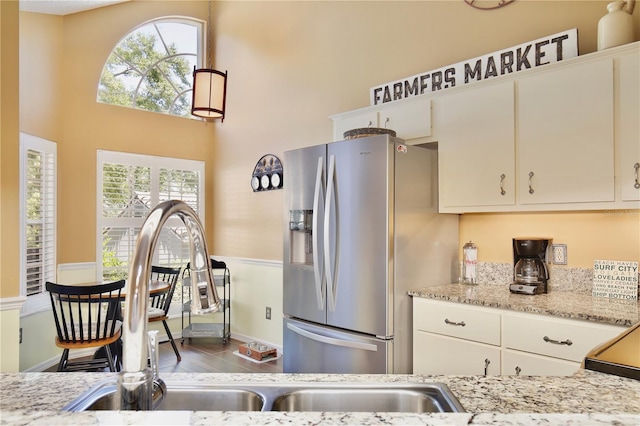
[461,241,478,285]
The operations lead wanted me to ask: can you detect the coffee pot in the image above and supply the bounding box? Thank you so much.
[510,238,550,295]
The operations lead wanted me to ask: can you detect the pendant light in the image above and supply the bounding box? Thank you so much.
[191,0,227,121]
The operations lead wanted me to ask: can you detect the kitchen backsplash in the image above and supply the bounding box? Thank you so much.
[477,262,640,296]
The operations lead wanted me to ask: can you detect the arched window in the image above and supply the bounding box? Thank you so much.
[97,17,204,118]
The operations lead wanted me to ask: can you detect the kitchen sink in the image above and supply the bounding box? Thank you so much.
[64,381,464,413]
[63,382,265,412]
[270,384,460,413]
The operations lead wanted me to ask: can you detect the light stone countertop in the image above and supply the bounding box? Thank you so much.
[2,285,638,424]
[408,283,640,327]
[1,370,639,425]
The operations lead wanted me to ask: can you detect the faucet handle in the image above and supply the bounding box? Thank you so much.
[147,330,167,409]
[147,330,160,380]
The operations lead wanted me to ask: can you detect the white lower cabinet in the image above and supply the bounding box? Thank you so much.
[413,298,626,376]
[414,331,501,375]
[502,350,579,376]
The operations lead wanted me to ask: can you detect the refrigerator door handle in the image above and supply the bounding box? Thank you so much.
[312,156,325,310]
[287,322,378,352]
[324,154,338,312]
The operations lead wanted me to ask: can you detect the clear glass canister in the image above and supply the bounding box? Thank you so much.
[461,241,478,285]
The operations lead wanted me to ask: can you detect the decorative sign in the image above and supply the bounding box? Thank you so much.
[370,28,578,106]
[592,260,639,300]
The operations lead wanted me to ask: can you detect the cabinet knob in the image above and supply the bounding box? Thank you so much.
[634,163,640,189]
[484,358,491,376]
[515,366,522,376]
[499,174,506,196]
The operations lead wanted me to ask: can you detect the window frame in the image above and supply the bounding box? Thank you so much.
[97,16,206,118]
[19,133,57,317]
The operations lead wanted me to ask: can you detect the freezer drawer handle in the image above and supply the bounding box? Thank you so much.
[287,323,378,352]
[444,319,466,327]
[543,336,573,346]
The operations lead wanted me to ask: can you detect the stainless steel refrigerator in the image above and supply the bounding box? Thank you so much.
[283,135,458,374]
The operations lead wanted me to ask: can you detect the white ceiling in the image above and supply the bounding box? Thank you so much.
[20,0,130,16]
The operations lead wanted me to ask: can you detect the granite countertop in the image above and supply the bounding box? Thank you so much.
[1,370,639,425]
[409,283,640,327]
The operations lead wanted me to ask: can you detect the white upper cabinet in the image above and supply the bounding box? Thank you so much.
[331,42,640,213]
[332,109,379,141]
[617,50,640,202]
[517,58,615,205]
[437,81,515,210]
[331,97,431,142]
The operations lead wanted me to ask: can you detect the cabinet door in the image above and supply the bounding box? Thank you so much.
[503,350,580,377]
[437,81,515,209]
[332,110,379,141]
[618,51,640,201]
[379,99,431,140]
[518,59,614,204]
[413,331,501,375]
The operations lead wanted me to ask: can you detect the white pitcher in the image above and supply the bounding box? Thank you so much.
[597,0,636,51]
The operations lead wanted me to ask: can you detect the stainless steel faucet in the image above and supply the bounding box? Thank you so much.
[118,200,222,410]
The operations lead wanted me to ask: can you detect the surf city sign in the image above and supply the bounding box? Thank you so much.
[370,28,578,106]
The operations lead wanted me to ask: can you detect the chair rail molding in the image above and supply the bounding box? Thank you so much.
[0,296,27,311]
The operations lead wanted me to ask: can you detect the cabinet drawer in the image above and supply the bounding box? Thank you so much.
[503,313,625,362]
[413,298,501,345]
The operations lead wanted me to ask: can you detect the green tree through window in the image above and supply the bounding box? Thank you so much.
[98,18,202,118]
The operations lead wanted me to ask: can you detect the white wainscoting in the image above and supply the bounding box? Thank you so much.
[210,256,283,352]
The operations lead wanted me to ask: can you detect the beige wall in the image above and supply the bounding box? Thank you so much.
[1,0,21,299]
[17,0,640,278]
[210,0,640,266]
[7,0,640,370]
[461,211,639,267]
[1,0,21,372]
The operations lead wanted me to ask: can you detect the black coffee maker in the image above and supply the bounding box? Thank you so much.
[510,238,551,295]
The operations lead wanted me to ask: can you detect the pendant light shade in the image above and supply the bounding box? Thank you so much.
[191,68,227,120]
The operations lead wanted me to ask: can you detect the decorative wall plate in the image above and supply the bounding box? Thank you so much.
[251,154,283,192]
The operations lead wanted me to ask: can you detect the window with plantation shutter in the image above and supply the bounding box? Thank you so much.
[20,134,57,316]
[97,151,204,301]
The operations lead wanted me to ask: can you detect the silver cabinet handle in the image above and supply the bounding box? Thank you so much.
[634,163,640,189]
[528,171,535,194]
[383,117,390,128]
[543,336,573,346]
[484,358,491,376]
[515,366,521,376]
[444,319,466,327]
[500,174,506,196]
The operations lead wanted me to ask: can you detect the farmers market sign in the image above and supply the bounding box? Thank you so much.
[370,28,578,106]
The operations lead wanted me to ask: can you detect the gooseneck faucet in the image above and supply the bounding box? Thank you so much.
[118,200,222,410]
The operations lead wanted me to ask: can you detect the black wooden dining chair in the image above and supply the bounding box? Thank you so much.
[149,265,182,361]
[46,280,125,372]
